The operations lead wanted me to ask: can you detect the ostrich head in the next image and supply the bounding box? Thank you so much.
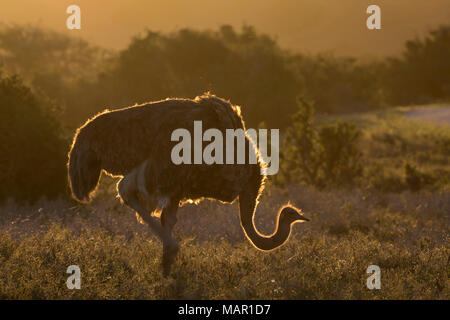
[279,205,310,225]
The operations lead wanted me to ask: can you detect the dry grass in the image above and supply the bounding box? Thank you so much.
[0,182,448,299]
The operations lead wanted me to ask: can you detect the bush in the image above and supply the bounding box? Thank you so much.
[319,121,363,185]
[404,163,435,192]
[365,164,406,193]
[384,25,450,105]
[0,74,68,203]
[281,98,363,187]
[363,163,439,194]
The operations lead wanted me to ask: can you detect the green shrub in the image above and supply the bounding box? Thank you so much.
[0,74,68,203]
[365,164,406,193]
[404,163,435,192]
[318,121,363,185]
[281,98,363,187]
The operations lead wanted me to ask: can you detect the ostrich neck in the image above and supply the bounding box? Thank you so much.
[242,215,293,251]
[270,221,293,248]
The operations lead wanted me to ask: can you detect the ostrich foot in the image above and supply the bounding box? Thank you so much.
[162,240,179,277]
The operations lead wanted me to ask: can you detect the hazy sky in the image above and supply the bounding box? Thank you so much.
[1,0,449,57]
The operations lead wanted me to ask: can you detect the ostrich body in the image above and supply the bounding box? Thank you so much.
[68,94,309,275]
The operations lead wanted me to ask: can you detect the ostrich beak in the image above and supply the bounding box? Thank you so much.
[297,213,310,222]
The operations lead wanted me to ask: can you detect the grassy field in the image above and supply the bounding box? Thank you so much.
[0,106,448,299]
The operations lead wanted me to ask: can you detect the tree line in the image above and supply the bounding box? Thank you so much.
[0,24,449,202]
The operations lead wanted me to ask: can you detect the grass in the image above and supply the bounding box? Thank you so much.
[0,105,448,299]
[317,105,450,193]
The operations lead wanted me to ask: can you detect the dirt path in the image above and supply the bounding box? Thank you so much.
[405,107,450,126]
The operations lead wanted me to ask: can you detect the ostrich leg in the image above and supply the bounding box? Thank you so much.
[117,175,178,276]
[160,200,180,276]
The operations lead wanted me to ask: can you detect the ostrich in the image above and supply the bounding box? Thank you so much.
[68,94,309,276]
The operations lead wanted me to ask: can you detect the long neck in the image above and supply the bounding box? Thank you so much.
[239,193,293,251]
